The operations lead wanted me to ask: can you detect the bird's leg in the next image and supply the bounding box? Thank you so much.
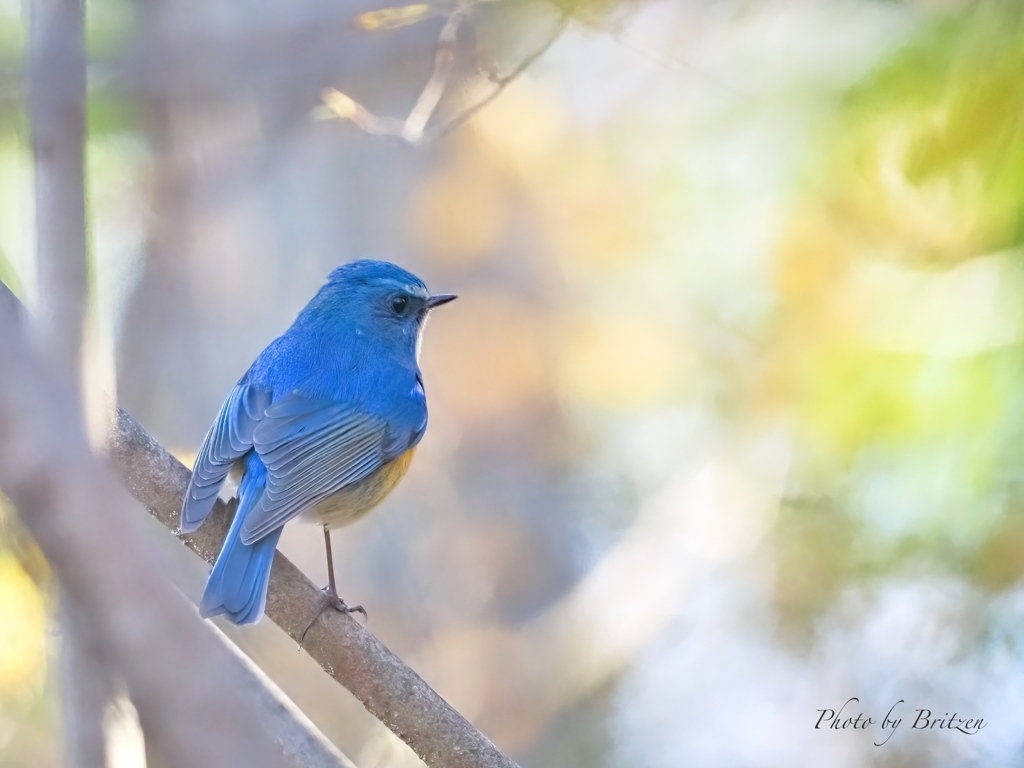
[321,525,366,618]
[324,523,338,595]
[299,526,366,644]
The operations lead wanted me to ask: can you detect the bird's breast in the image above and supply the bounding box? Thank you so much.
[302,447,417,529]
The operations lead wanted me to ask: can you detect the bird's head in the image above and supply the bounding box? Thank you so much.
[313,260,456,357]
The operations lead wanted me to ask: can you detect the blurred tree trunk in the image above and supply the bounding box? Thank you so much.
[26,0,110,765]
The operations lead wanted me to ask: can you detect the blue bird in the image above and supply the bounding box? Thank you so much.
[180,260,455,627]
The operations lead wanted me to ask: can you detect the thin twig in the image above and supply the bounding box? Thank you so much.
[317,2,572,146]
[420,6,571,143]
[403,6,468,142]
[319,88,407,137]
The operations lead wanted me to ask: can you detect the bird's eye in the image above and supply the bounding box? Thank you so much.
[390,295,409,315]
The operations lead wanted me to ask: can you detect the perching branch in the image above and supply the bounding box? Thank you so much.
[102,293,520,764]
[109,406,521,768]
[316,1,571,145]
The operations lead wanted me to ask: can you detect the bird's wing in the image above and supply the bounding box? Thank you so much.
[240,392,389,545]
[181,384,271,532]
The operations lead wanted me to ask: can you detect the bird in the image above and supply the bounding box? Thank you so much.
[179,260,455,627]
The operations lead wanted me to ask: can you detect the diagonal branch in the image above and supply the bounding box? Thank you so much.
[0,285,289,768]
[0,279,354,768]
[108,404,521,768]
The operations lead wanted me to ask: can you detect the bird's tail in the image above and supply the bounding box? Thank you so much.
[199,458,282,625]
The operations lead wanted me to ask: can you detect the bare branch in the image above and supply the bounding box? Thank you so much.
[0,298,289,768]
[419,7,572,143]
[2,280,353,766]
[316,3,571,146]
[214,623,358,768]
[403,6,468,142]
[318,88,408,138]
[58,605,111,768]
[108,406,521,768]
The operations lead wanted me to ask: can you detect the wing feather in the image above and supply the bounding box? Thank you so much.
[240,394,387,544]
[181,384,271,531]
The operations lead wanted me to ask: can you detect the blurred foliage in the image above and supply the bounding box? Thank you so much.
[770,0,1024,626]
[830,4,1024,266]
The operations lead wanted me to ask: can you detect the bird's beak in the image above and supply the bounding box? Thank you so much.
[426,293,457,309]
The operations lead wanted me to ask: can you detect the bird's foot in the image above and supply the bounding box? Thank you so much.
[299,587,366,644]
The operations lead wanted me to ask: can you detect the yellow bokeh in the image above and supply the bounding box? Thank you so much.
[354,4,432,32]
[469,79,566,174]
[543,160,652,273]
[470,78,652,274]
[0,552,46,698]
[558,312,690,408]
[427,292,549,419]
[409,155,509,265]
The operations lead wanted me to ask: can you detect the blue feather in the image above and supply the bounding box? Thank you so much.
[199,455,282,625]
[181,384,270,532]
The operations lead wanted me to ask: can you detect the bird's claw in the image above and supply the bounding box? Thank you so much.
[298,587,367,645]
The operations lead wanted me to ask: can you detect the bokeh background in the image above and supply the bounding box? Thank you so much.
[3,0,1024,765]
